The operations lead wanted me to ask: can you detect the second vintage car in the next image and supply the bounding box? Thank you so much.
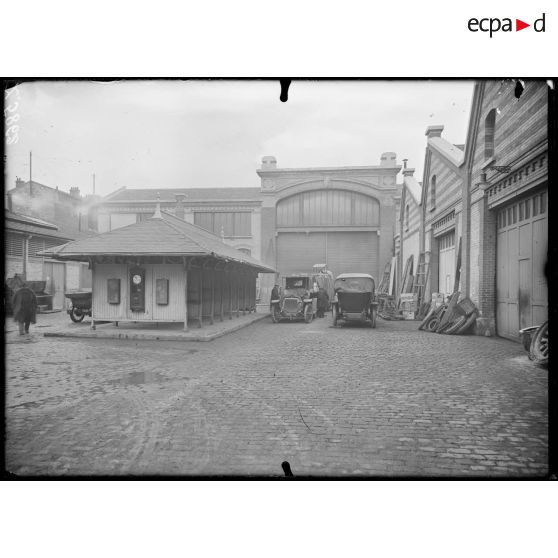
[332,273,378,328]
[271,274,317,323]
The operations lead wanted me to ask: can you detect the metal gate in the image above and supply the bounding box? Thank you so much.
[276,231,379,279]
[438,230,455,298]
[496,190,547,340]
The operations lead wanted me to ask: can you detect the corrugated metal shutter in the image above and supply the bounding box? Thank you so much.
[326,232,379,279]
[276,232,326,275]
[276,231,379,279]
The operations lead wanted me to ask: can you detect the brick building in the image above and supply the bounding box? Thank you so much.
[463,80,548,339]
[396,165,422,295]
[389,80,548,340]
[421,125,465,300]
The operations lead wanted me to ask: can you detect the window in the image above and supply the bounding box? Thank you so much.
[430,175,436,210]
[485,109,496,159]
[5,233,24,257]
[28,237,46,257]
[194,212,251,237]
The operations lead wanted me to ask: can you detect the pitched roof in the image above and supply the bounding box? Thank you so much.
[39,210,275,273]
[103,187,262,202]
[403,176,422,205]
[428,137,464,167]
[5,209,74,240]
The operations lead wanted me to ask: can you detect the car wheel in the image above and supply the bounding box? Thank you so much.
[443,315,467,335]
[304,304,313,323]
[370,308,377,329]
[332,305,338,327]
[530,321,548,367]
[455,312,478,335]
[70,307,85,323]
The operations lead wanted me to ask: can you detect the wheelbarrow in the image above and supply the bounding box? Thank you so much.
[64,289,92,322]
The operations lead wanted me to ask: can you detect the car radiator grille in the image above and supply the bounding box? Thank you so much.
[282,298,300,313]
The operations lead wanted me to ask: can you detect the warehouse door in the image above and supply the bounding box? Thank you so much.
[276,231,379,279]
[496,190,547,340]
[437,230,455,298]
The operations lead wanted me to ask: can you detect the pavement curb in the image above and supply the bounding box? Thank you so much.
[44,313,271,342]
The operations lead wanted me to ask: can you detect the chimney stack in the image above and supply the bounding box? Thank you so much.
[425,125,444,139]
[261,155,277,169]
[380,152,397,167]
[69,187,81,199]
[175,193,186,220]
[402,167,415,178]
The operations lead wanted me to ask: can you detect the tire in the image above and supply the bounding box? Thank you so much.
[456,312,478,335]
[70,307,85,323]
[426,317,439,332]
[370,307,377,329]
[332,305,338,327]
[530,321,548,367]
[444,315,467,335]
[304,304,313,324]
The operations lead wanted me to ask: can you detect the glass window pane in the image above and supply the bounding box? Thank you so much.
[525,199,530,219]
[518,202,524,221]
[512,205,517,224]
[533,196,539,216]
[540,192,546,214]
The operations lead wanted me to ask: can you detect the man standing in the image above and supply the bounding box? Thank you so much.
[270,284,281,312]
[316,287,329,318]
[12,283,38,335]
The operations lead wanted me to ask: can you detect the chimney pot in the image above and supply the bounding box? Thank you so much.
[425,125,444,138]
[175,193,185,220]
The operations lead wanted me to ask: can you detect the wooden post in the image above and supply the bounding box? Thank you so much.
[198,269,203,328]
[235,272,240,318]
[183,264,188,331]
[210,269,215,325]
[219,270,224,322]
[228,271,233,320]
[90,259,96,329]
[242,273,247,315]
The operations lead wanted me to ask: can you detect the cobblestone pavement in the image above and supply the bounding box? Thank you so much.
[5,311,548,477]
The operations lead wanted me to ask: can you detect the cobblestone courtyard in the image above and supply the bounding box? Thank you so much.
[5,312,548,477]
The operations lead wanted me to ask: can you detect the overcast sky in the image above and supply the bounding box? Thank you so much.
[6,80,474,198]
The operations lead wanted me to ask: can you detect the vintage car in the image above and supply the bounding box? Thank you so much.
[332,273,378,328]
[270,274,317,323]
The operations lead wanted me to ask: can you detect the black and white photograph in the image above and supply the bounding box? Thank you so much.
[4,78,550,478]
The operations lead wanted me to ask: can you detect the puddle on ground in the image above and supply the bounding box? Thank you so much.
[108,370,169,387]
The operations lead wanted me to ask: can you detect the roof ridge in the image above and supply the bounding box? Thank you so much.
[158,213,215,255]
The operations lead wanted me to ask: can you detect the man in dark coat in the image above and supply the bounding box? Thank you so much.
[316,287,329,318]
[270,284,280,312]
[12,283,38,335]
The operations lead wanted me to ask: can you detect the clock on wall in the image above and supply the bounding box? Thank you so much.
[132,274,142,285]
